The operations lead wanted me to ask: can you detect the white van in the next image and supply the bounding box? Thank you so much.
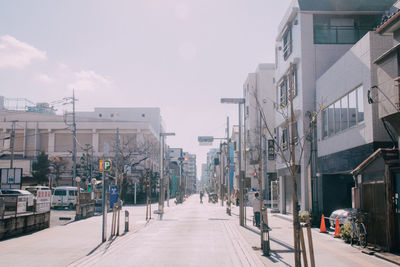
[51,186,83,209]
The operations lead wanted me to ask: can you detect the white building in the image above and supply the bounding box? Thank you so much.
[274,0,393,213]
[0,105,163,186]
[316,32,393,215]
[242,63,277,200]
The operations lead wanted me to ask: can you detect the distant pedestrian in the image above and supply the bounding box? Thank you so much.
[235,190,239,206]
[253,192,261,227]
[200,191,204,203]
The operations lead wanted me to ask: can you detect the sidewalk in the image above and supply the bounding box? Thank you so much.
[228,204,398,266]
[0,202,161,267]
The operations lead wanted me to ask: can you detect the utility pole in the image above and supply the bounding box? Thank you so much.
[289,63,301,266]
[72,90,77,186]
[101,159,106,242]
[10,121,16,169]
[239,103,244,226]
[158,132,175,214]
[226,116,231,215]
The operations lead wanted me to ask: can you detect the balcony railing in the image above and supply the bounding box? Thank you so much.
[314,25,372,44]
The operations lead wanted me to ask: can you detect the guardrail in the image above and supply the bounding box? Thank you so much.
[0,194,50,220]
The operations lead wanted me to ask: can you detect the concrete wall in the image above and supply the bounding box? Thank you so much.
[0,212,50,240]
[316,32,393,158]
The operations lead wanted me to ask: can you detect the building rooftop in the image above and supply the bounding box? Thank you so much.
[298,0,395,12]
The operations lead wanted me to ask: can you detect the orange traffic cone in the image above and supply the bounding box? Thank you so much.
[320,214,327,233]
[334,217,341,238]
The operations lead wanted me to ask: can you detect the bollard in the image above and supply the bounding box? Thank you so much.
[125,210,129,232]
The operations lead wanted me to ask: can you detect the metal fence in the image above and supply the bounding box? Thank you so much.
[0,194,49,220]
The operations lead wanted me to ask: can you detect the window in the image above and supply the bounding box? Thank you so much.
[292,65,298,98]
[340,96,349,131]
[322,109,328,138]
[322,85,365,139]
[357,86,364,122]
[54,190,66,196]
[279,65,298,107]
[279,78,287,106]
[282,127,288,150]
[283,26,292,60]
[69,190,76,196]
[292,121,299,143]
[349,90,357,127]
[334,100,341,133]
[314,15,381,44]
[328,104,335,136]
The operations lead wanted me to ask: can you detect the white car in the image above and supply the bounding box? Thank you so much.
[0,189,34,207]
[51,186,83,209]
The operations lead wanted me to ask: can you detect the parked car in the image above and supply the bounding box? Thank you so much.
[25,186,50,196]
[0,189,34,207]
[329,208,356,230]
[51,186,83,210]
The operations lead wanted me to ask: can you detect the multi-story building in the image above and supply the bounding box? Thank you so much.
[205,148,219,192]
[316,32,393,215]
[182,152,196,194]
[274,0,394,214]
[243,63,276,201]
[0,99,163,186]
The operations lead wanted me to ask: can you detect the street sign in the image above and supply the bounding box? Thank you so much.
[99,159,112,172]
[110,185,118,208]
[198,136,214,143]
[1,168,22,189]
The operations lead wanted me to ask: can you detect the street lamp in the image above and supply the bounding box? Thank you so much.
[220,97,245,226]
[158,132,175,215]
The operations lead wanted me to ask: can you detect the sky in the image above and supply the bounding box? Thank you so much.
[0,0,291,178]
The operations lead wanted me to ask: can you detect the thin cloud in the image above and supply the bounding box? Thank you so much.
[0,35,46,69]
[34,73,53,83]
[68,70,112,92]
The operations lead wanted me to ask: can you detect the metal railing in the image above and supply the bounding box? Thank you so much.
[0,195,49,220]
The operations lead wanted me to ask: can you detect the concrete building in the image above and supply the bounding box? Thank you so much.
[316,32,394,216]
[182,153,196,194]
[205,148,219,193]
[0,104,163,186]
[274,0,394,214]
[243,63,277,202]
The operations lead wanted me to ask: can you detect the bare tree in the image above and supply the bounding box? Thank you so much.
[50,156,68,186]
[253,64,322,266]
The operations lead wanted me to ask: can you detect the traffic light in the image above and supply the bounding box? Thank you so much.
[87,184,92,192]
[214,158,219,165]
[253,171,257,177]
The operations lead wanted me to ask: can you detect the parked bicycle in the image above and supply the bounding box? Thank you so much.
[349,211,367,248]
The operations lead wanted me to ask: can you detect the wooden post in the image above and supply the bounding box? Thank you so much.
[306,215,316,267]
[299,225,308,267]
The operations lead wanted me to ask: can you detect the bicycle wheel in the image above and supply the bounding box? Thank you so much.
[358,223,367,248]
[350,224,357,246]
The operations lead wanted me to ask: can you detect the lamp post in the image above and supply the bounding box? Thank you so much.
[221,97,245,226]
[158,132,175,214]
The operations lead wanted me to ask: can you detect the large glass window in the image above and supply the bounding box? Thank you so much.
[322,86,365,139]
[322,109,328,138]
[357,86,364,122]
[349,90,357,127]
[334,100,341,133]
[340,95,349,131]
[328,104,335,136]
[314,15,381,44]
